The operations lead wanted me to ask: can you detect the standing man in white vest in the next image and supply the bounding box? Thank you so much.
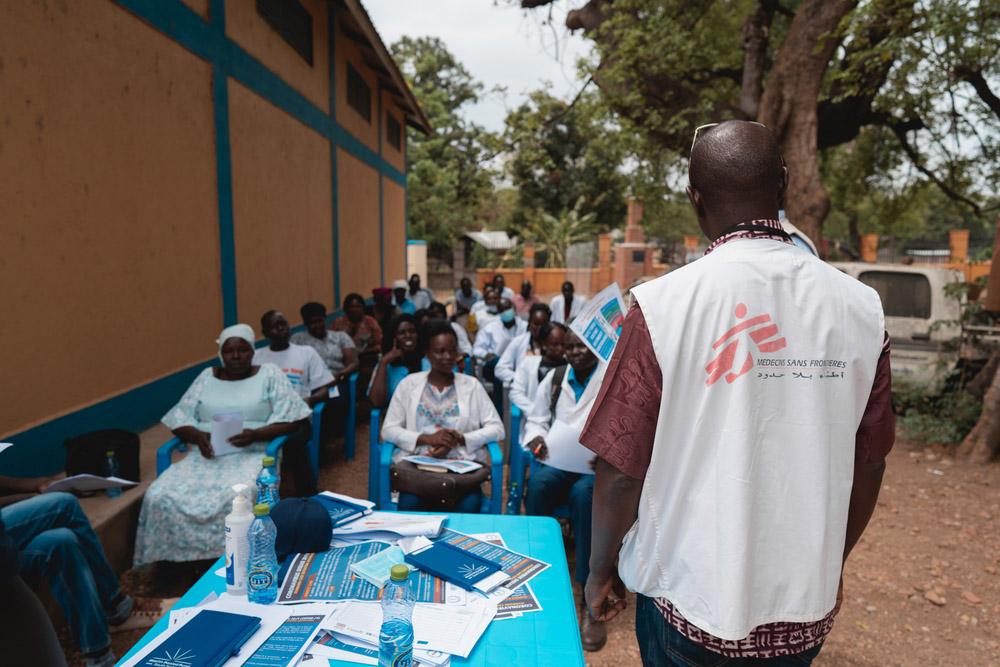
[580,120,894,666]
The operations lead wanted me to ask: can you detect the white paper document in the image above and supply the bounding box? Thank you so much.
[211,411,244,457]
[43,474,138,493]
[324,599,495,658]
[0,443,13,456]
[331,511,447,540]
[570,282,626,362]
[542,419,596,475]
[403,455,483,474]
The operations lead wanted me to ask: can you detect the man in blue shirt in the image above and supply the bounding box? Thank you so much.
[521,330,605,651]
[392,279,416,314]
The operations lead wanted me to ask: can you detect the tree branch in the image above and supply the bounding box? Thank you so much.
[890,124,983,216]
[958,67,1000,120]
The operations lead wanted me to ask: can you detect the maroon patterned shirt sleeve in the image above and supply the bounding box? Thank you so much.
[855,334,895,464]
[581,303,662,480]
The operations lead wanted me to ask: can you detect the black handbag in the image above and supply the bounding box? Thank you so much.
[64,429,140,483]
[390,460,491,510]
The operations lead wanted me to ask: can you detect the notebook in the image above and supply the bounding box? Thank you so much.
[134,609,260,667]
[405,540,509,593]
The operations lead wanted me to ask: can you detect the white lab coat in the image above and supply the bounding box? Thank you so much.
[472,318,527,360]
[380,372,504,463]
[550,294,587,324]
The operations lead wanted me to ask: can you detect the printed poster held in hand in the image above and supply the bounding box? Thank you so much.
[569,283,626,362]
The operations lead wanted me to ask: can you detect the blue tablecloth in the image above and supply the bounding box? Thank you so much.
[119,513,584,666]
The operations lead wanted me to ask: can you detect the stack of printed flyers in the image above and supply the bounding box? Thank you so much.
[123,491,550,667]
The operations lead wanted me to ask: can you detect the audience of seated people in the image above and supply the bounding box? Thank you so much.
[468,286,499,336]
[254,309,333,496]
[496,303,552,385]
[406,273,434,311]
[509,322,568,434]
[292,302,359,440]
[332,293,383,360]
[522,328,605,650]
[512,280,539,320]
[491,273,516,300]
[381,321,504,512]
[453,277,482,315]
[391,280,416,314]
[550,280,586,324]
[472,297,527,382]
[134,324,311,567]
[368,314,424,410]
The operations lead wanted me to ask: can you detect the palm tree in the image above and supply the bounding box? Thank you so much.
[522,197,599,268]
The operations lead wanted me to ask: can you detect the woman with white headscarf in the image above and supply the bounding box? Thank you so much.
[133,324,310,566]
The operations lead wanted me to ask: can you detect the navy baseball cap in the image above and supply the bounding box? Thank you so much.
[269,497,332,561]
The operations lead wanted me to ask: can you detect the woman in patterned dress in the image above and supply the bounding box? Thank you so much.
[133,324,310,566]
[381,321,504,513]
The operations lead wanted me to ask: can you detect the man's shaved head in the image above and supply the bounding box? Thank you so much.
[687,120,786,240]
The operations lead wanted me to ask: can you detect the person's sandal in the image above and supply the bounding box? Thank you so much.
[109,597,178,633]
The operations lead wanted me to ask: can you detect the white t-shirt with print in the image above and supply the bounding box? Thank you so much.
[254,343,334,399]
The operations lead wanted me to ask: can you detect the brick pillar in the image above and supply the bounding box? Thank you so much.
[861,234,879,263]
[598,233,613,287]
[949,229,970,262]
[522,241,536,287]
[625,198,645,243]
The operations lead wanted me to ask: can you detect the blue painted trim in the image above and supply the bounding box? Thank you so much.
[113,0,406,187]
[213,68,238,326]
[407,240,427,245]
[328,7,340,307]
[377,86,385,285]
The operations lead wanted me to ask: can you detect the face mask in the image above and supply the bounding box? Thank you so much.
[500,309,516,324]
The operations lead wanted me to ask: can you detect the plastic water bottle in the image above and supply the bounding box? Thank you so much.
[247,503,278,604]
[379,564,414,667]
[104,450,122,498]
[225,484,253,595]
[255,456,279,507]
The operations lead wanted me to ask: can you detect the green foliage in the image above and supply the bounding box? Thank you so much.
[391,37,498,253]
[502,88,628,235]
[519,198,599,267]
[896,377,982,445]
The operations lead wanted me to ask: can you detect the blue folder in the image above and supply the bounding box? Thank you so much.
[313,493,372,527]
[135,609,260,667]
[405,539,509,593]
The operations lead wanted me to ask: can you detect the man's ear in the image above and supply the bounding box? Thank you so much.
[686,184,705,220]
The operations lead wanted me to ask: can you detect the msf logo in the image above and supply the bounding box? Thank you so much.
[705,303,787,386]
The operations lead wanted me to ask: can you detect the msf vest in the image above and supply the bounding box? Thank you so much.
[624,239,884,640]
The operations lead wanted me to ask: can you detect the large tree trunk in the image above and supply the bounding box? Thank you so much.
[958,351,1000,462]
[757,0,859,248]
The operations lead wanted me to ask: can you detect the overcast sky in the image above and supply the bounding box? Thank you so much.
[363,0,592,132]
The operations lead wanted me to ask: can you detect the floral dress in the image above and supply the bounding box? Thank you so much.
[133,364,310,565]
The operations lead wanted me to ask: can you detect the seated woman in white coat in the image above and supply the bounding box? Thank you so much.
[133,324,311,566]
[381,320,504,513]
[509,322,567,439]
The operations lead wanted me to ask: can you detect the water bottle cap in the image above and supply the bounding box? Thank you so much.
[253,503,270,516]
[262,456,276,467]
[106,450,115,457]
[389,564,409,582]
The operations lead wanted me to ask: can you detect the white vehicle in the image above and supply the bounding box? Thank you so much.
[832,263,964,384]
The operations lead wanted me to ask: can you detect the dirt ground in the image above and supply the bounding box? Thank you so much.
[86,426,1000,666]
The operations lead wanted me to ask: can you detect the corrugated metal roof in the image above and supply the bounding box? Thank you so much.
[465,231,518,250]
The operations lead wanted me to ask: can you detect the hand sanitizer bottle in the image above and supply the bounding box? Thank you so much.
[224,484,253,594]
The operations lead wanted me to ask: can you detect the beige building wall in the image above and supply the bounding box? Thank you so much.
[383,180,408,283]
[228,80,334,326]
[0,1,221,435]
[382,99,407,173]
[334,30,379,152]
[226,0,330,113]
[338,150,383,296]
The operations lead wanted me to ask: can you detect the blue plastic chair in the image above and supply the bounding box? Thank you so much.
[156,435,288,476]
[506,406,569,519]
[377,440,505,513]
[344,371,359,461]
